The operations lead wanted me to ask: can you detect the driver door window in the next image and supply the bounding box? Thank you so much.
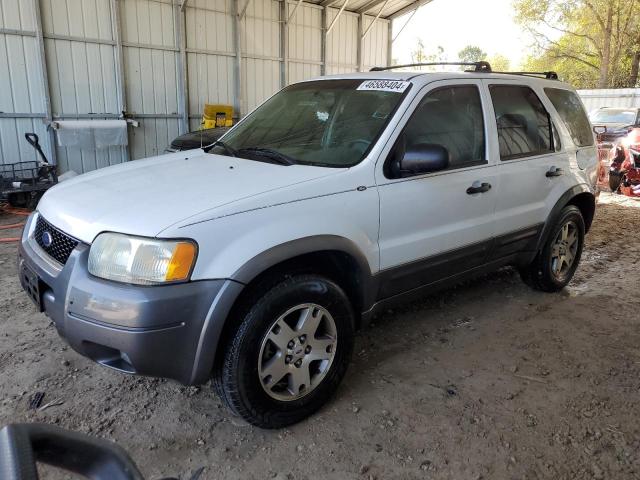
[387,85,486,177]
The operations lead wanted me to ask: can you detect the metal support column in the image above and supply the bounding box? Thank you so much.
[280,0,288,87]
[32,0,56,165]
[175,1,189,134]
[110,0,130,161]
[386,18,393,67]
[232,0,243,118]
[320,7,327,75]
[357,13,364,71]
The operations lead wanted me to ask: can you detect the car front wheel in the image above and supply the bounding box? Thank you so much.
[214,274,355,428]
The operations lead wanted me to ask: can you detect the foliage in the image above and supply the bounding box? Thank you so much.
[458,45,487,63]
[487,54,511,71]
[514,0,640,88]
[411,40,447,65]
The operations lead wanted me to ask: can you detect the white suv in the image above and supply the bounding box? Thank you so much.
[18,63,598,428]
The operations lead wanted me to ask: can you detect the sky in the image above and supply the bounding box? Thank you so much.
[392,0,531,69]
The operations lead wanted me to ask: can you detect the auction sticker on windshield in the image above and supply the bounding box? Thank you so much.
[357,80,410,93]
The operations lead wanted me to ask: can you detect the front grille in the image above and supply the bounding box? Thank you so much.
[33,215,79,265]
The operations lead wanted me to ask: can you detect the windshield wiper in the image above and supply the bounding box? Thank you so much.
[203,140,238,157]
[237,147,296,165]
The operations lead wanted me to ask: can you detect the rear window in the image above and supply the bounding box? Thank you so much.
[544,88,594,147]
[489,85,555,160]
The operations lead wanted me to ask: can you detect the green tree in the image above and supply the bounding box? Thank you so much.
[458,45,487,63]
[487,54,511,71]
[514,0,640,88]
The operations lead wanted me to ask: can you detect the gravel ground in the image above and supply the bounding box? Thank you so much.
[1,193,639,480]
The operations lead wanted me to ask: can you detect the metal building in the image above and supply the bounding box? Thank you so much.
[0,0,426,174]
[578,88,640,113]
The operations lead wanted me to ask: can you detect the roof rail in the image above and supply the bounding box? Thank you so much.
[370,61,492,72]
[491,71,559,80]
[369,63,559,80]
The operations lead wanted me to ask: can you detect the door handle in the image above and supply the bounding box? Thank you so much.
[466,182,492,194]
[546,166,564,177]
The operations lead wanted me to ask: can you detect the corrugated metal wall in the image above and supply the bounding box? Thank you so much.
[325,8,358,74]
[241,0,280,113]
[287,2,322,84]
[362,14,389,72]
[0,0,390,173]
[0,0,51,165]
[578,88,640,113]
[185,0,235,131]
[42,0,125,173]
[121,0,181,159]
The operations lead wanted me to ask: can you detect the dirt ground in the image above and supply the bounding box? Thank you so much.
[1,193,639,480]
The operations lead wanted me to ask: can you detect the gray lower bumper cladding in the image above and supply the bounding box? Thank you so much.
[18,215,243,385]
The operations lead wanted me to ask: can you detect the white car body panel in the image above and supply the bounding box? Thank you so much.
[38,150,341,243]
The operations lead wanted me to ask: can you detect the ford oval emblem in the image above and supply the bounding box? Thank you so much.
[41,231,53,248]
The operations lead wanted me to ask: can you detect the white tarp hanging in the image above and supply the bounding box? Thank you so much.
[55,120,128,149]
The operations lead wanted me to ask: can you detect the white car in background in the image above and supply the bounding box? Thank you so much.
[19,63,598,428]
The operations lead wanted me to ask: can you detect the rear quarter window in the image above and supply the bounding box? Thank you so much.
[544,88,594,147]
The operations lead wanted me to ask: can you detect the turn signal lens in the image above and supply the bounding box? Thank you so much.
[88,233,197,285]
[166,242,197,282]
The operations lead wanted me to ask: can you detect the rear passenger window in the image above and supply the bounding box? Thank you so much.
[490,85,554,160]
[402,85,486,169]
[544,88,594,147]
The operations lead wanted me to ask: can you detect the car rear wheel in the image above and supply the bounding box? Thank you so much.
[213,274,355,428]
[519,205,585,292]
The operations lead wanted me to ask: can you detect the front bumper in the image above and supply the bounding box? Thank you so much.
[18,213,243,385]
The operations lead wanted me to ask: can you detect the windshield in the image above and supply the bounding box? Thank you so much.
[209,79,409,167]
[590,109,638,125]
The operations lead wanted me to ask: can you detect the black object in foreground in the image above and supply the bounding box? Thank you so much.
[0,423,144,480]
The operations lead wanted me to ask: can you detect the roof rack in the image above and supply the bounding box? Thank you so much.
[369,62,559,80]
[370,61,492,72]
[492,71,559,80]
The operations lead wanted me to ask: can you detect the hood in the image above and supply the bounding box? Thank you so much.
[38,150,340,243]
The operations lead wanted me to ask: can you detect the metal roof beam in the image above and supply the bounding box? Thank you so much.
[361,0,389,38]
[356,0,385,14]
[285,0,304,24]
[320,0,338,7]
[388,0,433,20]
[326,0,350,35]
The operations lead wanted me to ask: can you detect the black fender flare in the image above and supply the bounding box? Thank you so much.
[231,234,374,287]
[534,184,595,254]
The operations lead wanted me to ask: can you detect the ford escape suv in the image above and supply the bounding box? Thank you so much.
[18,63,598,428]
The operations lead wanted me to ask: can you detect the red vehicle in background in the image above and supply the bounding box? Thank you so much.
[590,107,640,197]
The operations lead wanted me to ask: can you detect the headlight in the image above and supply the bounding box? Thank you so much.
[88,233,197,285]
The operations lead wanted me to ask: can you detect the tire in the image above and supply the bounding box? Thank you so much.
[519,205,585,292]
[609,172,622,192]
[213,274,355,428]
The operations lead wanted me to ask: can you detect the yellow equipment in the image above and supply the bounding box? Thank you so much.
[202,104,233,129]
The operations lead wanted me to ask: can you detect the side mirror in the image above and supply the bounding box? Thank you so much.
[400,143,450,176]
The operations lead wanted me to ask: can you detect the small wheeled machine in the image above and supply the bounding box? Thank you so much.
[0,134,57,210]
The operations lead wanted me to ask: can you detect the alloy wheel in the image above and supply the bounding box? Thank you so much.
[550,220,579,281]
[258,303,337,401]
